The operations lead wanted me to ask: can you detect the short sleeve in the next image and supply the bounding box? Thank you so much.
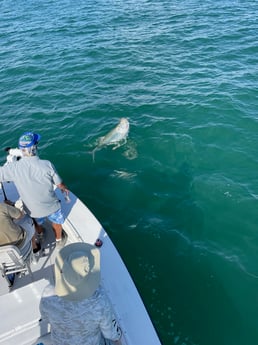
[99,293,122,341]
[49,162,62,185]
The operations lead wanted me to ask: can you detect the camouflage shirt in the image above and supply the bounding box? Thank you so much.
[40,284,121,345]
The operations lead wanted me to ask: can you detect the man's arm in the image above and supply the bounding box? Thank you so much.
[99,295,122,342]
[57,183,69,195]
[57,183,70,202]
[57,183,69,194]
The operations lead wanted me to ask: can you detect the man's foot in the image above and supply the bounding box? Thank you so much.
[56,230,68,248]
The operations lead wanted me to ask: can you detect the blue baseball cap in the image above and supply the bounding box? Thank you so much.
[18,132,41,149]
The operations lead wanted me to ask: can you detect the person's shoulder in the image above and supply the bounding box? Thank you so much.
[33,157,55,167]
[18,156,39,165]
[38,156,54,164]
[0,203,6,211]
[94,286,113,307]
[0,160,19,171]
[1,202,17,213]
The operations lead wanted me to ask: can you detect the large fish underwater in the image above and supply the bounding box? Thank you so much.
[91,118,130,162]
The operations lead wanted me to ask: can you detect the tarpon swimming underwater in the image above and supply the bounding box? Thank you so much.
[91,118,130,162]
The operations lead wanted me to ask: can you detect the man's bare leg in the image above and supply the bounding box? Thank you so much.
[52,222,62,240]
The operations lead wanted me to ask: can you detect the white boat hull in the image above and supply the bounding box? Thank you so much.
[0,182,161,345]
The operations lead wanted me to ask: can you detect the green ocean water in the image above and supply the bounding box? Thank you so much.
[1,1,258,344]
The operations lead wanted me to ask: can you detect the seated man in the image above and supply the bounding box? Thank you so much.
[40,242,122,345]
[0,201,41,256]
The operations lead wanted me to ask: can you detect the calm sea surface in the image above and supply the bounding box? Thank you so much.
[1,1,258,344]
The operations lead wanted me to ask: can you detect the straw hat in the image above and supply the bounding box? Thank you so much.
[55,242,100,301]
